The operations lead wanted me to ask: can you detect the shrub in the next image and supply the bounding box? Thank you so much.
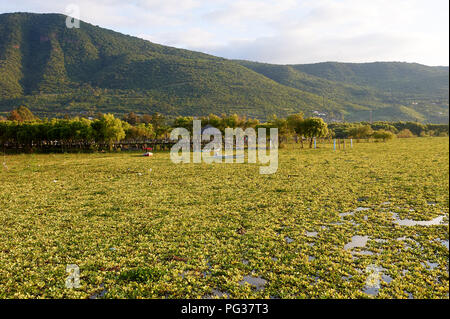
[349,125,373,140]
[397,129,415,138]
[373,129,395,141]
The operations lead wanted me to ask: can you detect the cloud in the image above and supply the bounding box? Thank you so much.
[194,0,449,65]
[209,32,418,64]
[203,0,297,26]
[1,0,448,65]
[140,28,220,50]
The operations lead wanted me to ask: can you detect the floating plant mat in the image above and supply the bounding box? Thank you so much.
[0,138,448,298]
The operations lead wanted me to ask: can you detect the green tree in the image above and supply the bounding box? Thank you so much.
[173,116,194,133]
[287,113,305,147]
[92,114,126,149]
[125,123,154,141]
[245,118,260,128]
[373,129,395,141]
[201,114,223,132]
[349,125,373,141]
[267,115,289,146]
[397,129,415,138]
[302,117,328,148]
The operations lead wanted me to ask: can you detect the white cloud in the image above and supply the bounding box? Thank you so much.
[1,0,448,65]
[140,28,220,50]
[196,0,449,65]
[203,0,297,26]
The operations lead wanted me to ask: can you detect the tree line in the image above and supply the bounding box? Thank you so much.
[0,108,156,152]
[0,107,448,152]
[328,121,448,139]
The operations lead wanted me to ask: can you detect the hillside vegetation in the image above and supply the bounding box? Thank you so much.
[0,13,448,123]
[236,60,449,123]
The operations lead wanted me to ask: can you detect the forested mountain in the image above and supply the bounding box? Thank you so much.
[0,12,448,123]
[236,60,449,123]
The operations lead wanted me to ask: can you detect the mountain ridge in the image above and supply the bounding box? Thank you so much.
[0,12,448,123]
[235,60,449,122]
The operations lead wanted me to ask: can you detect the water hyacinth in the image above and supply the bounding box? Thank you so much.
[0,137,448,298]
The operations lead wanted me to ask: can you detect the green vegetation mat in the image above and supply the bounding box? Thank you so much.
[0,137,448,298]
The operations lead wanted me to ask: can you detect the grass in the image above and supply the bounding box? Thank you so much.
[0,137,448,298]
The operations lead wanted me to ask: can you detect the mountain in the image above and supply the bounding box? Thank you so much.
[0,12,448,123]
[236,60,449,123]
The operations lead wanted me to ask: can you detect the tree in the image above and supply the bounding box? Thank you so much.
[7,106,37,122]
[201,114,223,132]
[141,114,153,125]
[173,116,194,133]
[373,129,395,141]
[302,117,328,148]
[394,122,425,136]
[267,115,289,146]
[91,114,126,149]
[397,129,415,138]
[125,123,154,141]
[222,114,244,129]
[245,118,260,128]
[123,112,140,125]
[150,112,165,127]
[349,125,373,141]
[69,118,94,145]
[371,122,397,133]
[287,113,305,147]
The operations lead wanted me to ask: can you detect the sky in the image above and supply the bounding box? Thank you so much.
[1,0,449,66]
